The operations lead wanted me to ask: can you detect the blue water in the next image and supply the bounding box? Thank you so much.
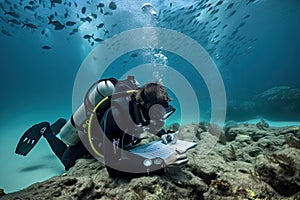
[0,0,300,193]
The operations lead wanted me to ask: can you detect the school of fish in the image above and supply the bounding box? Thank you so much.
[0,0,259,66]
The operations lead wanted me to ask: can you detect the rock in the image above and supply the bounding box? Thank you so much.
[251,130,268,141]
[0,189,5,197]
[280,126,300,135]
[2,123,300,200]
[256,119,269,130]
[235,135,252,146]
[255,148,300,197]
[224,129,237,142]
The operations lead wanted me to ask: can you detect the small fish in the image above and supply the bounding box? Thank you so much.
[96,23,104,29]
[108,1,117,10]
[103,12,112,16]
[7,18,21,25]
[69,28,78,35]
[50,0,61,8]
[243,14,251,19]
[74,2,77,8]
[1,29,12,36]
[64,11,68,18]
[103,29,109,36]
[231,30,238,37]
[66,21,76,26]
[210,9,219,15]
[97,3,104,9]
[4,11,20,18]
[29,1,35,5]
[54,24,65,30]
[228,10,236,17]
[81,6,86,14]
[22,22,37,29]
[91,13,97,19]
[82,16,92,23]
[206,6,213,13]
[226,3,234,10]
[211,17,218,22]
[246,0,257,5]
[83,34,94,39]
[215,1,223,7]
[237,22,246,28]
[91,42,94,46]
[93,38,103,42]
[42,45,52,50]
[24,5,34,11]
[51,0,62,3]
[48,17,62,26]
[130,53,138,58]
[41,29,45,34]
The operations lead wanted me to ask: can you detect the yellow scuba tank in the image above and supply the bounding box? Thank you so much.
[59,79,116,146]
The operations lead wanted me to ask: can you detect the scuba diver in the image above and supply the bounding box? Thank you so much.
[15,76,189,177]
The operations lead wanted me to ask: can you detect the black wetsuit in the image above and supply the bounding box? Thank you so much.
[43,97,166,176]
[101,106,166,177]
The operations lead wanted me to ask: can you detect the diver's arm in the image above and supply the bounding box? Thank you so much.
[155,129,167,137]
[103,108,165,175]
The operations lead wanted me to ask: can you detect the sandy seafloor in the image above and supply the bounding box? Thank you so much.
[0,113,299,194]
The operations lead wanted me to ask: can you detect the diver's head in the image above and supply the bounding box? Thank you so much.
[135,83,175,127]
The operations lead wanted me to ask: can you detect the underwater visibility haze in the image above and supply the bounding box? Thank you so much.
[0,0,300,195]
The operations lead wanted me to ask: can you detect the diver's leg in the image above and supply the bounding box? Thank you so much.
[43,129,67,161]
[61,142,90,170]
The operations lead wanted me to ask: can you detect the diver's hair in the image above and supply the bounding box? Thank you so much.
[136,82,171,105]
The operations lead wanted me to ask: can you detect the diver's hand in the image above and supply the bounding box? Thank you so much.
[161,130,178,144]
[165,152,188,170]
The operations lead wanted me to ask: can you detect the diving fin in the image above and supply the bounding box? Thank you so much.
[15,122,50,156]
[50,118,67,135]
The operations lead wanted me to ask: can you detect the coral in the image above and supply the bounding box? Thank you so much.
[210,179,232,192]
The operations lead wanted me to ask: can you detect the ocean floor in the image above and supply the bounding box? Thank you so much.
[1,118,300,199]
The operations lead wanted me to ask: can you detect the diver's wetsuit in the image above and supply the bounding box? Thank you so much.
[101,106,166,177]
[43,129,90,171]
[43,98,166,174]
